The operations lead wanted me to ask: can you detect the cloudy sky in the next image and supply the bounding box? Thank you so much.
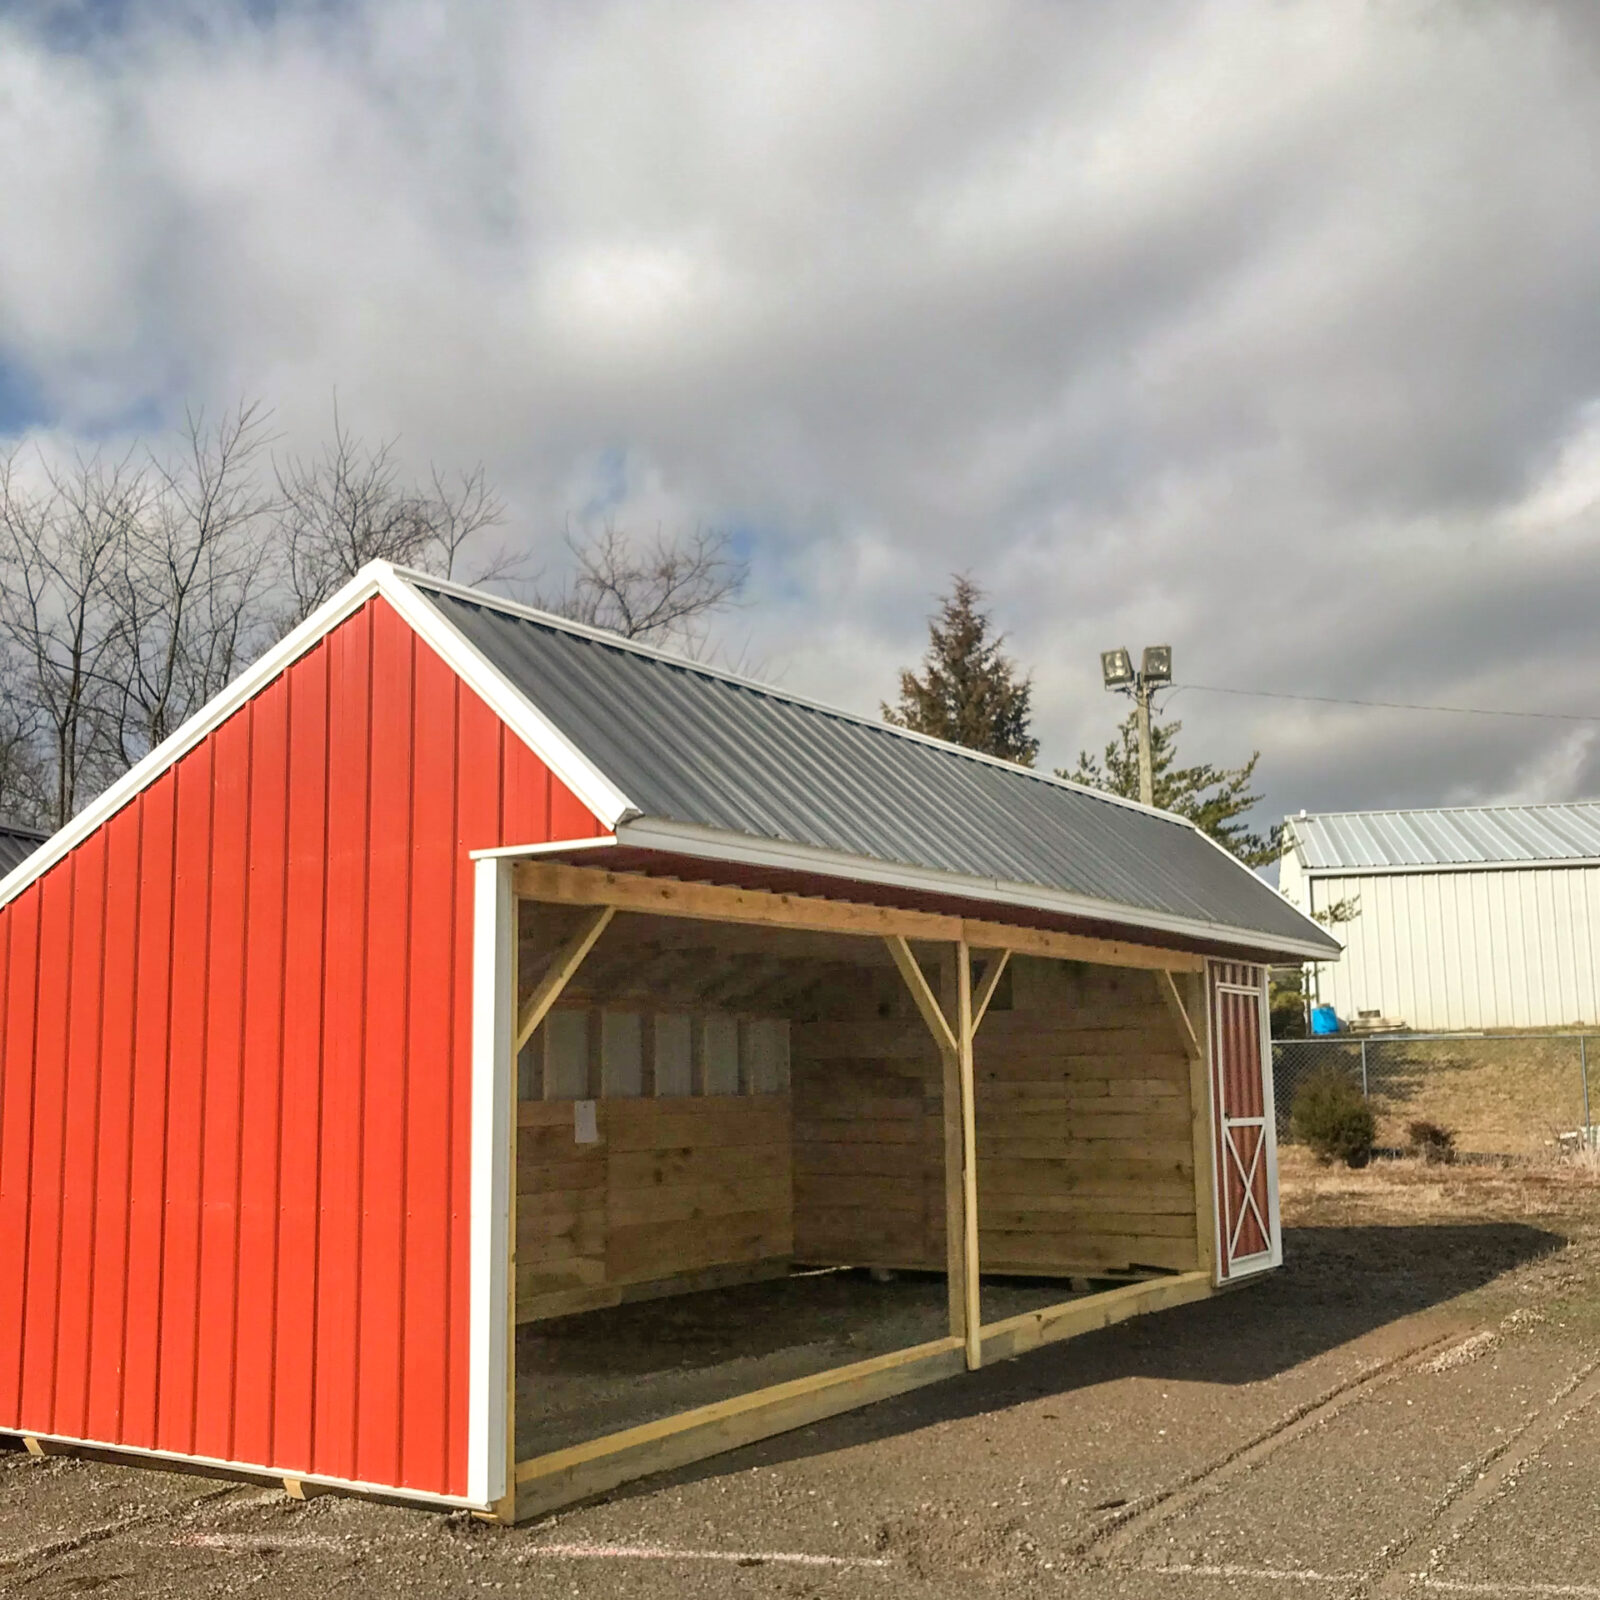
[5,0,1600,841]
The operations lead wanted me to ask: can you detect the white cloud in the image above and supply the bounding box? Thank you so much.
[2,0,1600,830]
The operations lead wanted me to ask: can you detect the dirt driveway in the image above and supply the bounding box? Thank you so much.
[4,1151,1598,1599]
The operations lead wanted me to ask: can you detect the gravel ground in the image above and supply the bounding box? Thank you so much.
[517,1268,1082,1455]
[4,1149,1599,1599]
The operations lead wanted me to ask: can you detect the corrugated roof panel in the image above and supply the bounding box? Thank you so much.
[0,823,45,878]
[416,585,1335,952]
[1289,804,1600,870]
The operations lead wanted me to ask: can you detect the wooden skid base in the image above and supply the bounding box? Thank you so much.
[505,1268,1215,1522]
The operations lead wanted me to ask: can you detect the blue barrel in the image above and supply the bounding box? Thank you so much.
[1310,1005,1340,1036]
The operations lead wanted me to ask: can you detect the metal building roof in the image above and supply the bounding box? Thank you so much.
[413,581,1337,957]
[0,822,46,878]
[1286,803,1600,872]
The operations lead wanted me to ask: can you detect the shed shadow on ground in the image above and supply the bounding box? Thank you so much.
[585,1220,1562,1508]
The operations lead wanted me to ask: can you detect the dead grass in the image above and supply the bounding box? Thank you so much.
[1283,1035,1593,1157]
[1278,1143,1600,1230]
[1370,1035,1591,1157]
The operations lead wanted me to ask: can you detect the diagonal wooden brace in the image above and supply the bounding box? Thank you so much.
[515,906,615,1056]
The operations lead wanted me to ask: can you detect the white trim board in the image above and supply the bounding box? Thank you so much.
[1298,856,1600,878]
[467,858,514,1510]
[610,817,1339,962]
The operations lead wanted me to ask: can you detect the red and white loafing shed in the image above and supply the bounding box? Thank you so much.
[0,563,1335,1517]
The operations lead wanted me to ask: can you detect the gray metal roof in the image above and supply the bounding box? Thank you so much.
[415,582,1336,955]
[0,822,46,878]
[1287,804,1600,871]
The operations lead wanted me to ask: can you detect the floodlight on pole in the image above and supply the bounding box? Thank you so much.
[1141,645,1172,686]
[1101,648,1135,689]
[1097,643,1173,809]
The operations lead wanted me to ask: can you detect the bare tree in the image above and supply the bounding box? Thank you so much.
[536,523,747,649]
[0,669,48,828]
[0,448,147,825]
[0,398,751,826]
[274,405,505,624]
[110,402,279,764]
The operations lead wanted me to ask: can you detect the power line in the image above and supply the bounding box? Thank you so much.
[1170,682,1600,724]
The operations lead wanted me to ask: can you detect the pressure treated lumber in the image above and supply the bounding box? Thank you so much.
[516,861,961,940]
[510,1335,967,1520]
[515,906,615,1054]
[1158,969,1202,1060]
[505,1268,1218,1522]
[954,942,981,1368]
[961,917,1205,972]
[977,1269,1212,1362]
[884,936,958,1055]
[514,862,1207,970]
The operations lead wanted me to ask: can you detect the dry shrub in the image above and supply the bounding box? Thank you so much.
[1407,1118,1458,1165]
[1291,1065,1376,1168]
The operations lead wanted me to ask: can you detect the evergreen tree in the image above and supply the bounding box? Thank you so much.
[884,576,1038,765]
[1065,708,1280,868]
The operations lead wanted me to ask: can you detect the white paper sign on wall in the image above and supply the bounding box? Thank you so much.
[573,1099,599,1145]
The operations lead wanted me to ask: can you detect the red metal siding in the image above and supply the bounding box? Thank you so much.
[0,595,602,1496]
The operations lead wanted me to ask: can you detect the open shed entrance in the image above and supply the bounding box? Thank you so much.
[500,866,1230,1520]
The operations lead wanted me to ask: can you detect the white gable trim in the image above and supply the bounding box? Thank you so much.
[0,563,635,914]
[379,571,634,829]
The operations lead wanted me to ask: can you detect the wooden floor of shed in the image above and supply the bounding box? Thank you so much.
[514,1267,1080,1458]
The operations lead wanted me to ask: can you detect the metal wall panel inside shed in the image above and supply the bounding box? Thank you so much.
[1306,866,1600,1031]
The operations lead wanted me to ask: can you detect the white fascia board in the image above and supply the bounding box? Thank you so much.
[612,817,1343,961]
[0,567,388,914]
[376,571,635,831]
[1301,856,1600,878]
[469,835,619,861]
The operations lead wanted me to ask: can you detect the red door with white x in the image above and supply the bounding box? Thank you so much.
[1208,961,1281,1280]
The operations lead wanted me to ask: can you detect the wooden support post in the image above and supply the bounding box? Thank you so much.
[954,939,980,1370]
[888,937,994,1372]
[889,939,969,1353]
[283,1476,332,1501]
[514,906,615,1056]
[1185,968,1218,1283]
[936,950,967,1352]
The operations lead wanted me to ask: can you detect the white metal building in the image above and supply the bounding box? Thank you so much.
[1279,803,1600,1032]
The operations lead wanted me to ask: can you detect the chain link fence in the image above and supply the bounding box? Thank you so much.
[1272,1033,1599,1159]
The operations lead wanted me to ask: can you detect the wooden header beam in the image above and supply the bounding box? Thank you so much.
[514,862,1207,973]
[962,917,1204,973]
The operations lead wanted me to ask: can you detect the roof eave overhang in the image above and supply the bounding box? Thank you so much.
[484,818,1343,964]
[1304,856,1600,877]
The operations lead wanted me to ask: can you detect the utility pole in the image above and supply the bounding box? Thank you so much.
[1133,675,1155,808]
[1099,645,1172,808]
